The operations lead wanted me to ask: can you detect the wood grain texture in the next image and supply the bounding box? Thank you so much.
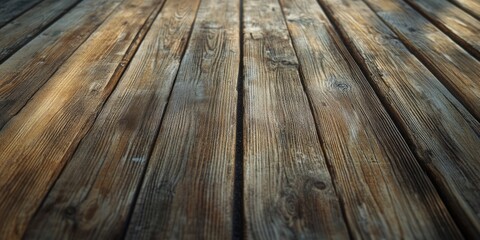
[124,0,240,238]
[0,0,163,238]
[0,0,42,28]
[23,0,200,238]
[0,0,81,63]
[363,0,480,120]
[403,0,480,59]
[319,0,480,237]
[448,0,480,19]
[280,0,462,238]
[0,0,123,129]
[243,0,349,238]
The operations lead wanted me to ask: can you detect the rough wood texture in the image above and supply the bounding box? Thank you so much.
[125,0,240,238]
[0,0,81,63]
[280,0,462,238]
[0,0,163,238]
[403,0,480,59]
[0,0,122,129]
[22,0,200,238]
[0,0,479,238]
[448,0,480,19]
[0,0,42,28]
[243,0,349,238]
[363,0,480,120]
[319,0,480,237]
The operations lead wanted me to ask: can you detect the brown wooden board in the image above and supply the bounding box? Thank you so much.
[0,0,123,129]
[242,0,350,238]
[0,0,164,238]
[279,0,462,238]
[21,0,199,239]
[448,0,480,19]
[124,0,240,238]
[403,0,480,59]
[23,0,200,238]
[319,0,480,237]
[363,0,480,120]
[0,0,82,63]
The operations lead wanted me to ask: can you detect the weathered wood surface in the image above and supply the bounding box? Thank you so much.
[0,0,81,63]
[319,0,480,237]
[0,0,479,238]
[280,0,462,238]
[0,0,163,238]
[448,0,480,19]
[363,0,480,120]
[22,0,201,238]
[403,0,480,59]
[243,0,350,238]
[0,0,42,28]
[0,0,122,129]
[125,0,240,238]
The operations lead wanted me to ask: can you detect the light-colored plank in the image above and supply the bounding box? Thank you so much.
[0,0,163,238]
[0,0,81,62]
[242,0,349,238]
[279,0,462,238]
[0,0,42,28]
[403,0,480,59]
[363,0,480,120]
[319,0,480,237]
[23,0,199,238]
[0,0,123,128]
[124,0,240,238]
[448,0,480,19]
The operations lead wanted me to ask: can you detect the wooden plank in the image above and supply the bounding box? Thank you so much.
[363,0,480,120]
[23,0,200,238]
[0,0,42,28]
[242,0,349,238]
[448,0,480,19]
[0,0,81,63]
[0,0,163,238]
[124,0,240,238]
[403,0,480,59]
[279,0,462,238]
[0,0,123,129]
[319,0,480,237]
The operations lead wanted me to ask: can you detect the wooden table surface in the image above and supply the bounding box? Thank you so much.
[0,0,478,238]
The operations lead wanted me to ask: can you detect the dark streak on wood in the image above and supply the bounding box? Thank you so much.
[243,0,349,238]
[23,0,200,238]
[125,0,240,238]
[280,0,462,238]
[0,0,164,238]
[0,0,43,28]
[318,0,480,237]
[0,0,123,129]
[362,0,480,121]
[0,0,83,63]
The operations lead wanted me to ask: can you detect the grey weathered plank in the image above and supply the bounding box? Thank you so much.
[22,0,199,238]
[319,0,480,237]
[0,0,123,129]
[363,0,480,120]
[0,0,163,238]
[403,0,480,59]
[124,0,240,238]
[279,0,462,238]
[0,0,82,63]
[242,0,349,238]
[0,0,42,28]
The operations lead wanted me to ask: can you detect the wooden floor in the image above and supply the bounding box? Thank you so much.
[0,0,479,238]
